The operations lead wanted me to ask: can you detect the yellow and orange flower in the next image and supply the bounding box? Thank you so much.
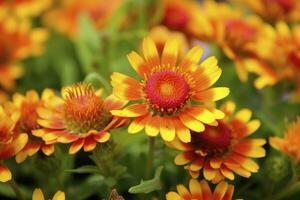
[0,16,47,90]
[166,179,234,200]
[0,0,51,19]
[148,26,188,58]
[32,188,65,200]
[167,101,265,182]
[245,21,300,90]
[110,37,229,142]
[4,89,57,163]
[161,0,212,39]
[270,117,300,164]
[33,83,128,154]
[0,106,28,182]
[43,0,123,38]
[233,0,300,23]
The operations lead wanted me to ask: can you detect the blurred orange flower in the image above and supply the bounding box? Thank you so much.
[111,37,229,142]
[270,117,300,164]
[33,83,127,154]
[43,0,123,38]
[0,106,27,182]
[0,17,47,90]
[167,101,265,182]
[4,89,56,163]
[166,179,234,200]
[32,188,65,200]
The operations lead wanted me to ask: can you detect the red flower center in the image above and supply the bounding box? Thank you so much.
[191,121,231,151]
[225,19,256,49]
[18,101,42,134]
[288,47,300,70]
[163,4,190,31]
[144,70,190,115]
[263,0,294,13]
[63,85,111,133]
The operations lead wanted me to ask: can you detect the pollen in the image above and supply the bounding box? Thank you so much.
[143,69,190,116]
[63,84,112,134]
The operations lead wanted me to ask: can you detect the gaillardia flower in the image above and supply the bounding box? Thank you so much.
[166,179,234,200]
[32,188,65,200]
[33,83,127,154]
[0,106,28,182]
[4,89,56,163]
[111,37,229,142]
[167,101,265,182]
[270,117,300,164]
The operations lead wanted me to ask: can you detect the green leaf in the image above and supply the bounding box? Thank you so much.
[128,166,163,194]
[66,165,101,174]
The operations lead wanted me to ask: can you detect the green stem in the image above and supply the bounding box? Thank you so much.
[146,137,155,179]
[8,179,23,200]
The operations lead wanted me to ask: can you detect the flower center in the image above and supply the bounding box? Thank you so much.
[225,19,256,50]
[288,47,300,70]
[263,0,294,13]
[17,101,41,134]
[63,85,112,134]
[144,69,190,116]
[191,121,231,151]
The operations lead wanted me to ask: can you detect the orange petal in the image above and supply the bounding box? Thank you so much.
[145,116,160,137]
[173,118,191,143]
[200,180,213,199]
[83,137,97,152]
[223,185,234,200]
[41,144,55,156]
[165,192,181,200]
[103,94,128,111]
[234,139,266,158]
[162,38,178,66]
[190,158,204,171]
[213,181,228,200]
[111,72,142,100]
[0,164,12,182]
[128,115,149,134]
[180,46,203,72]
[93,131,111,143]
[127,51,150,77]
[69,139,84,154]
[179,112,205,132]
[37,119,65,129]
[193,87,230,102]
[189,179,203,199]
[0,133,28,160]
[204,161,216,181]
[174,152,195,165]
[176,184,191,199]
[160,118,175,141]
[220,166,235,180]
[185,106,216,124]
[111,104,148,117]
[143,37,160,68]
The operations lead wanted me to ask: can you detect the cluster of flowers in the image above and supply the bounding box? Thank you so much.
[0,0,300,199]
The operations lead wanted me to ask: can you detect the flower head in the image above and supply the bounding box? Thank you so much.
[33,83,127,154]
[0,106,28,182]
[270,117,300,164]
[32,188,65,200]
[4,89,56,163]
[111,37,229,142]
[166,179,234,200]
[168,101,265,182]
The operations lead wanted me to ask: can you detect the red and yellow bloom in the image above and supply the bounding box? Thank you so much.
[33,83,127,154]
[166,179,234,200]
[0,106,28,182]
[168,101,265,182]
[111,37,229,142]
[270,117,300,164]
[4,89,56,163]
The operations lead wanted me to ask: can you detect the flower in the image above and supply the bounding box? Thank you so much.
[32,188,65,200]
[0,16,47,90]
[43,0,123,38]
[0,106,28,182]
[270,117,300,164]
[166,179,234,200]
[161,0,212,38]
[110,37,229,142]
[148,26,188,58]
[0,0,51,19]
[33,83,128,154]
[167,101,265,182]
[234,0,300,23]
[4,89,56,163]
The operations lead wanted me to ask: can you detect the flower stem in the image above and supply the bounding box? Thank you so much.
[8,179,23,200]
[146,137,156,179]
